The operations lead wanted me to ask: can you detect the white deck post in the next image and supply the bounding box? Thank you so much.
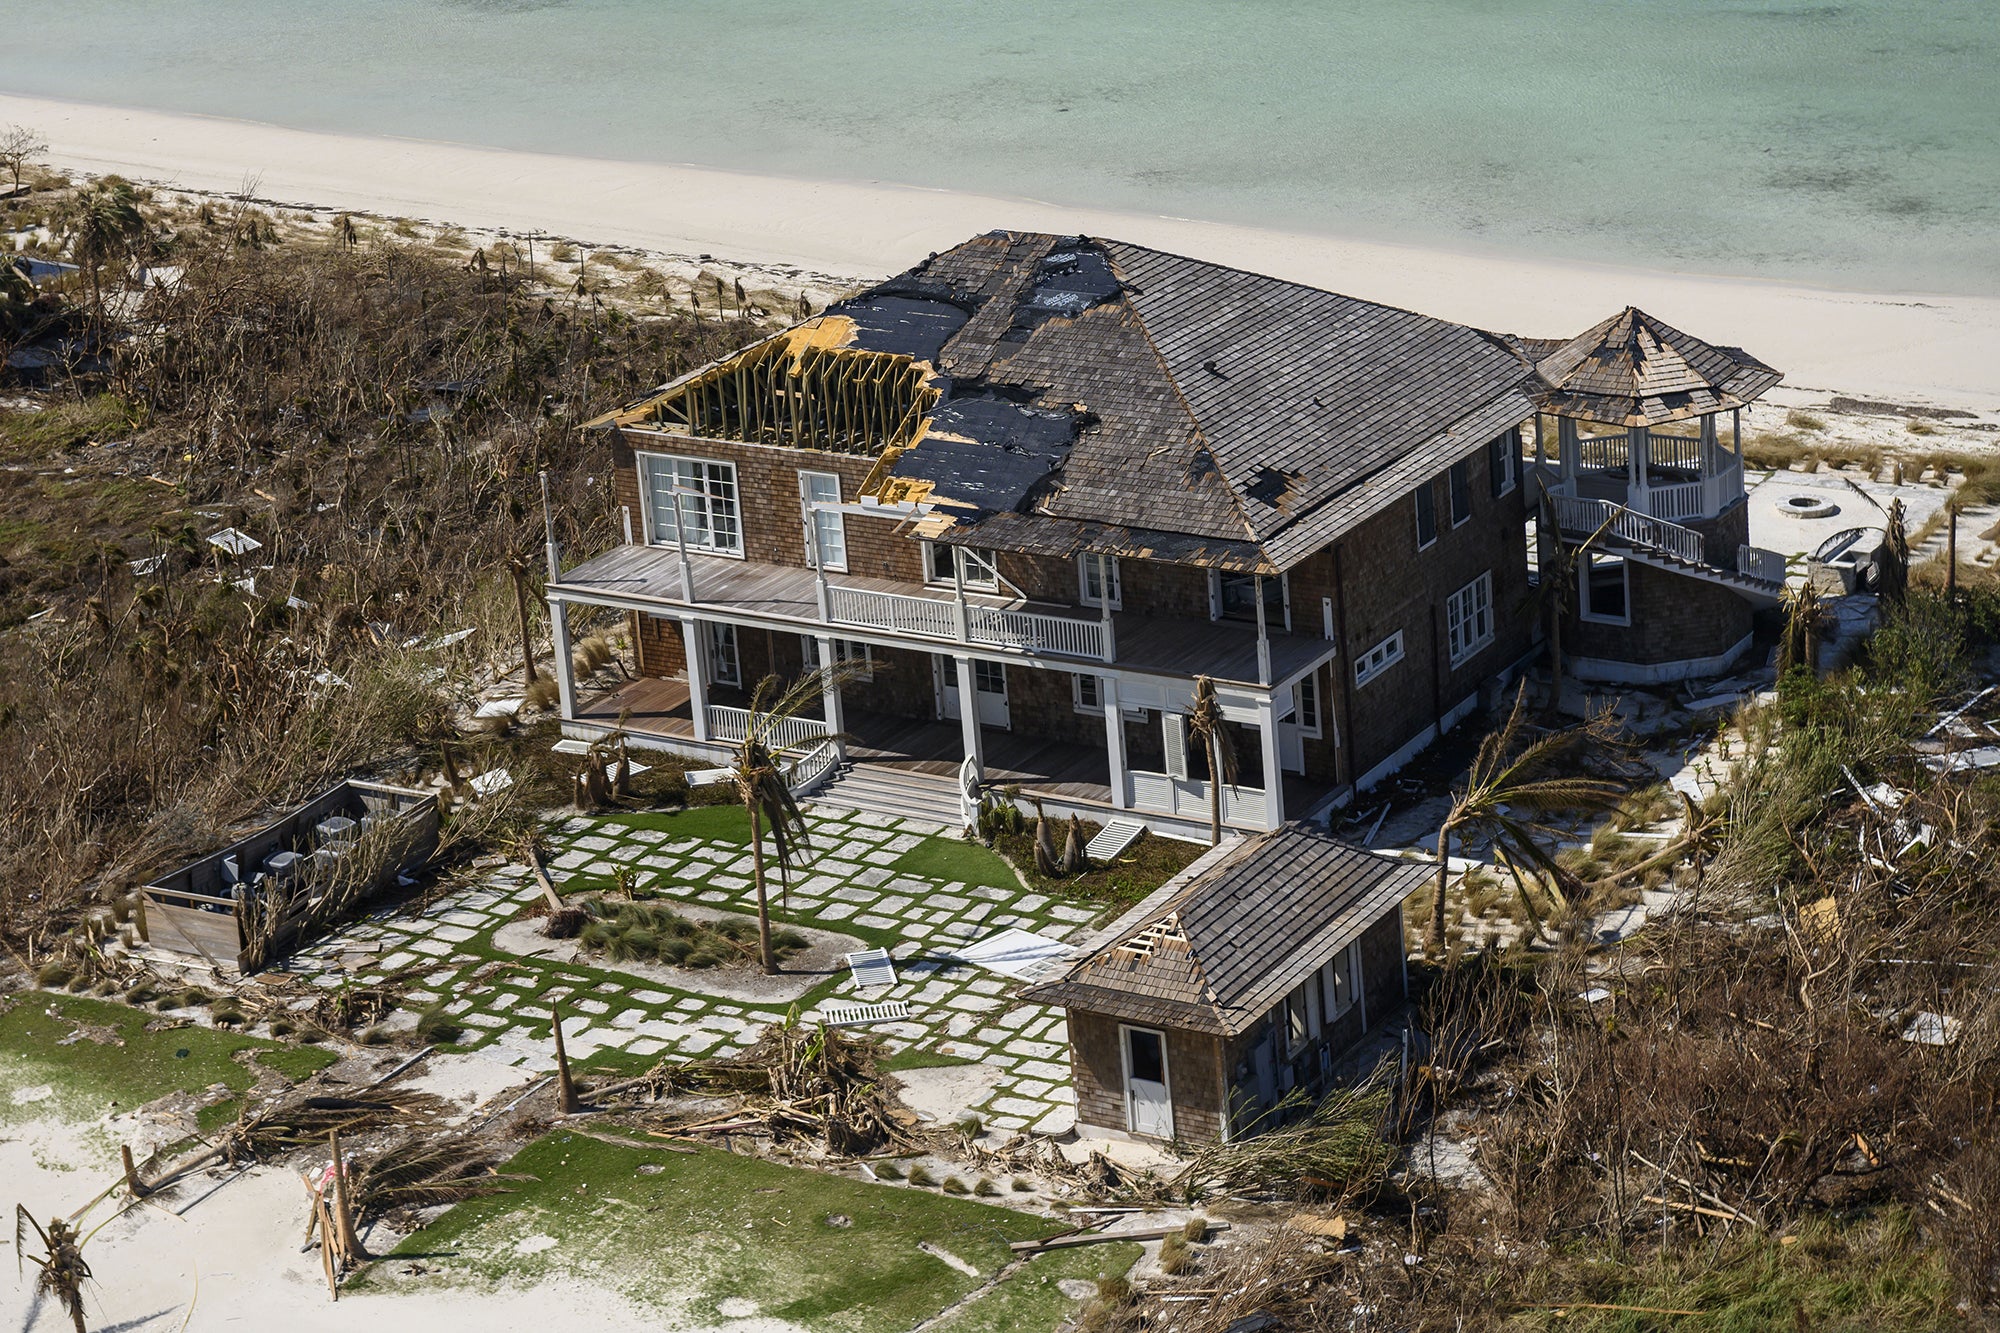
[951,558,971,642]
[1255,692,1285,830]
[1253,576,1272,686]
[549,597,577,720]
[1101,673,1129,809]
[681,616,709,742]
[954,654,984,777]
[816,634,846,758]
[1627,425,1650,514]
[1095,553,1117,663]
[1558,417,1579,489]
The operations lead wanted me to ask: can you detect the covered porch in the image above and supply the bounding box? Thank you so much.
[568,673,1336,836]
[1530,409,1745,524]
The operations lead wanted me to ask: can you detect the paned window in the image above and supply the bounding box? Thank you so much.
[1581,552,1630,624]
[1415,482,1438,549]
[1354,632,1404,686]
[799,470,846,572]
[642,454,741,556]
[1449,459,1472,527]
[1079,554,1122,608]
[1446,572,1495,666]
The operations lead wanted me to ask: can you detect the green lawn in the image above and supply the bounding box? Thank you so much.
[928,1243,1142,1333]
[890,836,1023,891]
[604,804,752,844]
[0,992,335,1130]
[377,1131,1068,1330]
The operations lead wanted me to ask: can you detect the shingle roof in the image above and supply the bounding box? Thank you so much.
[1020,824,1434,1036]
[1533,306,1782,427]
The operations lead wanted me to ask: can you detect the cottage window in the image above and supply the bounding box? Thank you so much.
[1581,552,1630,625]
[1488,430,1518,497]
[801,634,872,682]
[1414,481,1438,549]
[1291,672,1322,737]
[1321,942,1361,1021]
[706,622,741,687]
[799,470,847,572]
[641,453,741,557]
[925,542,999,591]
[1284,982,1314,1053]
[1353,631,1404,687]
[1074,673,1103,714]
[1449,460,1472,527]
[1078,554,1122,609]
[1446,572,1495,666]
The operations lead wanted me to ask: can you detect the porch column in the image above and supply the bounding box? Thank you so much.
[681,615,709,743]
[1558,417,1579,486]
[1253,576,1272,686]
[953,654,983,777]
[549,597,577,720]
[816,634,845,758]
[1095,552,1116,663]
[1100,674,1129,809]
[1255,692,1285,831]
[951,558,971,642]
[1627,425,1650,514]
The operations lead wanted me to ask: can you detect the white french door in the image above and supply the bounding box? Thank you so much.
[935,656,1010,729]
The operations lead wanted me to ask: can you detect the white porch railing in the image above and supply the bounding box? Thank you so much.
[785,737,843,795]
[827,585,959,641]
[1129,770,1268,827]
[1578,434,1627,471]
[965,604,1105,659]
[1647,432,1703,471]
[827,582,1106,660]
[706,705,829,751]
[1551,495,1707,566]
[1737,544,1787,585]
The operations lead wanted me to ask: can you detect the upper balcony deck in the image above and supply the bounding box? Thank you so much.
[549,543,1333,688]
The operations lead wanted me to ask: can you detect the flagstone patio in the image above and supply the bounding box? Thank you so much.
[282,805,1108,1136]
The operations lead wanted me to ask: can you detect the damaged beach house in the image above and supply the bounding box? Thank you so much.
[540,230,1789,837]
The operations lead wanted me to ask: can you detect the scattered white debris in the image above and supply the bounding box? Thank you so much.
[816,999,913,1027]
[688,767,733,787]
[421,627,478,651]
[948,927,1074,981]
[309,671,348,689]
[205,526,262,556]
[230,576,257,594]
[917,1241,981,1278]
[129,554,165,576]
[551,738,593,756]
[286,594,312,610]
[469,768,515,797]
[1580,987,1612,1004]
[1901,1012,1961,1046]
[845,947,897,992]
[475,698,524,719]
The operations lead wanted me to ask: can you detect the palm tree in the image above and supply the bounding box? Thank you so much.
[730,663,861,973]
[1187,675,1238,846]
[1428,683,1628,960]
[15,1206,91,1333]
[55,177,147,319]
[1778,580,1828,677]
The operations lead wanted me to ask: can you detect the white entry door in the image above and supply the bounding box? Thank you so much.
[1122,1026,1174,1138]
[936,657,1010,729]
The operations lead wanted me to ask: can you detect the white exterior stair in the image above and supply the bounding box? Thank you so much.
[808,762,962,825]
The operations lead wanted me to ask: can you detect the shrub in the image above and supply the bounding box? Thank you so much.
[209,1001,245,1027]
[941,1176,969,1194]
[1011,1176,1035,1192]
[35,961,74,988]
[1159,1230,1193,1274]
[414,1006,463,1044]
[906,1163,935,1187]
[124,982,157,1006]
[874,1160,904,1180]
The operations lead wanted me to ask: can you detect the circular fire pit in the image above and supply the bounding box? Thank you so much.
[1778,493,1840,520]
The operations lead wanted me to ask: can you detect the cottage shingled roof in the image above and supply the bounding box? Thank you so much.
[1533,306,1782,427]
[1019,824,1434,1036]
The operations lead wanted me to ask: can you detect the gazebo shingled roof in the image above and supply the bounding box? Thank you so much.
[1534,306,1781,428]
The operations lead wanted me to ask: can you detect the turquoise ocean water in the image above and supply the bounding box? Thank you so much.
[3,0,1996,294]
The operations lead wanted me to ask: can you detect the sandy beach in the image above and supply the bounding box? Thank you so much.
[6,92,1996,415]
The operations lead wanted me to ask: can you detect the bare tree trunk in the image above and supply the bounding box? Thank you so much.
[329,1127,368,1262]
[750,805,777,974]
[552,1001,580,1113]
[511,559,539,686]
[121,1144,149,1198]
[1429,820,1453,961]
[1207,734,1222,846]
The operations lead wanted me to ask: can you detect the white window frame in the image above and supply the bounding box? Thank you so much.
[924,542,999,592]
[1118,1023,1175,1139]
[1353,631,1404,687]
[1320,942,1361,1023]
[1073,673,1104,715]
[707,622,741,687]
[1580,552,1632,626]
[1414,482,1438,551]
[639,452,742,558]
[1078,554,1122,609]
[1446,572,1495,667]
[799,470,847,573]
[1291,672,1323,738]
[801,634,872,682]
[1210,569,1290,628]
[1489,430,1518,498]
[1283,981,1315,1055]
[1448,459,1473,528]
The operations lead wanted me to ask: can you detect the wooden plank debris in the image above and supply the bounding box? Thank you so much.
[817,999,912,1028]
[845,947,897,991]
[1010,1220,1229,1254]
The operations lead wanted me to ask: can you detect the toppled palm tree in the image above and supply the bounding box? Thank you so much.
[731,665,860,973]
[1779,580,1829,677]
[1882,498,1910,604]
[1188,676,1238,846]
[1032,802,1061,877]
[1061,814,1088,876]
[15,1207,92,1333]
[55,176,147,318]
[1429,683,1628,960]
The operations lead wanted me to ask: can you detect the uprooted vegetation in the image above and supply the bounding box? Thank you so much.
[561,896,811,969]
[0,215,760,953]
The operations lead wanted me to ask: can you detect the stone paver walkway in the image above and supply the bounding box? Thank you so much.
[283,806,1099,1135]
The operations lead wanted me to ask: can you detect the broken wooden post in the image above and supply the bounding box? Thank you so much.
[121,1144,149,1198]
[511,558,539,687]
[552,1001,581,1114]
[329,1128,367,1263]
[526,842,566,914]
[1947,501,1959,599]
[315,1194,341,1299]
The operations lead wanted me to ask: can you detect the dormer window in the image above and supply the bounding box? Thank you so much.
[925,542,999,591]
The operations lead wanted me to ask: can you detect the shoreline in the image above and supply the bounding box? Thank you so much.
[5,91,1998,413]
